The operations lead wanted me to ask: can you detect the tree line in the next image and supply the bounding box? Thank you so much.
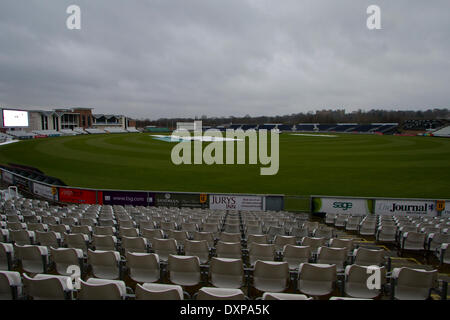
[134,108,449,129]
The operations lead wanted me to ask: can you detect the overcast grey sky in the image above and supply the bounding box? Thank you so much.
[0,0,449,119]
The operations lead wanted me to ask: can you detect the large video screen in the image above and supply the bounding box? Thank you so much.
[2,109,29,127]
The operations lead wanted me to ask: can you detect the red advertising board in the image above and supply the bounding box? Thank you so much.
[58,187,101,205]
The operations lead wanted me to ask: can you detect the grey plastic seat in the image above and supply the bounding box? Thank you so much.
[329,238,354,254]
[10,230,35,245]
[391,267,437,300]
[401,232,426,251]
[282,245,311,270]
[23,273,73,300]
[0,271,22,300]
[92,235,117,251]
[298,263,336,297]
[317,246,347,272]
[253,261,289,293]
[78,278,127,300]
[439,243,449,264]
[262,292,312,300]
[216,241,242,259]
[135,283,183,300]
[0,243,14,271]
[35,231,61,248]
[168,254,201,287]
[353,247,385,266]
[249,243,276,266]
[273,236,297,252]
[301,237,327,255]
[15,244,48,274]
[119,227,139,238]
[197,287,245,300]
[344,265,386,299]
[168,230,189,248]
[87,249,121,280]
[71,225,92,239]
[209,257,244,289]
[193,231,215,249]
[121,236,148,254]
[126,252,160,283]
[50,247,84,276]
[219,232,241,243]
[152,238,178,261]
[376,225,397,242]
[184,240,210,264]
[64,233,90,254]
[26,223,48,232]
[94,226,116,236]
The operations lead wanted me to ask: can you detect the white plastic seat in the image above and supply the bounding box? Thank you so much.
[15,244,48,274]
[121,236,148,254]
[0,270,22,300]
[401,232,426,251]
[50,247,84,276]
[23,273,73,300]
[344,265,386,299]
[152,238,178,261]
[376,226,397,242]
[392,267,437,300]
[216,241,242,259]
[35,231,61,248]
[219,232,241,243]
[135,283,183,300]
[78,278,127,300]
[87,249,121,280]
[273,236,297,252]
[64,233,90,253]
[301,237,327,255]
[193,232,215,249]
[10,230,35,245]
[262,292,312,300]
[282,245,311,270]
[168,255,201,287]
[249,243,276,266]
[197,287,245,300]
[0,243,14,271]
[253,260,289,293]
[92,235,117,251]
[317,246,347,272]
[94,226,116,236]
[298,263,336,297]
[329,238,354,255]
[184,240,210,264]
[209,257,244,289]
[126,252,160,283]
[353,247,385,266]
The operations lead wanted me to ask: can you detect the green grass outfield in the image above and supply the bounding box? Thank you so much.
[0,133,449,200]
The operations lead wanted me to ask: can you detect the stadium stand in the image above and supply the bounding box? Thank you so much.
[7,131,36,139]
[32,130,62,137]
[432,126,450,138]
[59,129,80,136]
[316,124,336,131]
[258,124,277,130]
[277,125,294,131]
[104,127,128,134]
[403,119,446,131]
[295,124,316,131]
[0,191,448,301]
[126,127,140,133]
[85,128,107,134]
[330,124,358,132]
[73,127,88,134]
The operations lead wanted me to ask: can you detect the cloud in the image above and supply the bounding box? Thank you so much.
[0,0,449,119]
